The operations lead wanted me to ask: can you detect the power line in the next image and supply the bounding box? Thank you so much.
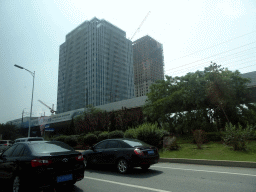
[165,41,256,72]
[169,30,256,63]
[221,58,256,71]
[166,52,256,76]
[165,46,256,74]
[167,59,256,77]
[238,63,256,70]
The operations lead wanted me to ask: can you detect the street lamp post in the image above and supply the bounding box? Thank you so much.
[14,64,35,137]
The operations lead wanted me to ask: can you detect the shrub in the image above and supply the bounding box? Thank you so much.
[246,124,256,140]
[222,123,255,151]
[163,136,179,150]
[158,129,170,138]
[193,129,206,149]
[54,135,68,143]
[136,123,162,147]
[83,133,98,146]
[92,131,102,137]
[108,130,124,139]
[124,129,138,139]
[158,129,174,149]
[64,135,78,147]
[98,131,109,142]
[77,135,84,144]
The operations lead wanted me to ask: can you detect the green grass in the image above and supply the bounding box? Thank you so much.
[159,140,256,162]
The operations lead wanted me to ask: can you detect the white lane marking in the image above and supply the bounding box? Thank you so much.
[151,165,256,177]
[83,176,171,192]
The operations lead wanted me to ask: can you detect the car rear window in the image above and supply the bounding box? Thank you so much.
[123,140,151,147]
[28,138,44,141]
[30,142,75,153]
[0,141,7,144]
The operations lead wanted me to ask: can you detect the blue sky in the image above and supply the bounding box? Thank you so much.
[0,0,256,123]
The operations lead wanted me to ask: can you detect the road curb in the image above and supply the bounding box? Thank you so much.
[76,150,256,168]
[159,158,256,168]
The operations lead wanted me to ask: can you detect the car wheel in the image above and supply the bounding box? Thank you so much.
[117,159,129,174]
[141,165,150,170]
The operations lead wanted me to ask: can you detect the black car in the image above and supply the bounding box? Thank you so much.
[82,138,159,174]
[0,141,85,192]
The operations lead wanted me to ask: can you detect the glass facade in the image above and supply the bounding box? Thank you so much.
[57,18,134,113]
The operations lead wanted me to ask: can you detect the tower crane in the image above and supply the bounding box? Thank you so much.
[130,11,151,41]
[38,100,56,114]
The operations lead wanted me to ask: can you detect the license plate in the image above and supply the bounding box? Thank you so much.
[57,174,73,183]
[148,150,154,155]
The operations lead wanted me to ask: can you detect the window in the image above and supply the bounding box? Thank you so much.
[30,142,74,153]
[105,141,121,149]
[2,145,18,157]
[94,141,107,149]
[11,144,25,157]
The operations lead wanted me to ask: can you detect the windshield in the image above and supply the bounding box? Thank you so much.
[28,138,44,141]
[30,142,74,153]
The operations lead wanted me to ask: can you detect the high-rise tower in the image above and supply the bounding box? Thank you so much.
[133,35,164,97]
[57,17,134,113]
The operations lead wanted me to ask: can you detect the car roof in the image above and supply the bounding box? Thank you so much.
[102,138,141,141]
[15,137,43,140]
[14,140,65,145]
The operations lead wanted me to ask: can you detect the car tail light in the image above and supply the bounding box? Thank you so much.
[4,144,7,146]
[134,148,144,156]
[75,154,84,161]
[31,159,52,167]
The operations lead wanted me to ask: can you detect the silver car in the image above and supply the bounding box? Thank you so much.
[14,137,44,143]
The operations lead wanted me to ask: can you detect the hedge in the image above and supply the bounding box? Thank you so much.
[124,128,138,139]
[108,130,124,139]
[83,133,98,146]
[98,131,109,142]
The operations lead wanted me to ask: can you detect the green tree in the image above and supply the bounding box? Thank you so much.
[0,123,21,140]
[74,105,105,134]
[64,118,76,135]
[143,63,254,133]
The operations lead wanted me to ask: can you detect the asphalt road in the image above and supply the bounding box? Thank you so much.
[51,163,256,192]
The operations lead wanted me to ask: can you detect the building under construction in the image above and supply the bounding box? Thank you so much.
[133,35,164,97]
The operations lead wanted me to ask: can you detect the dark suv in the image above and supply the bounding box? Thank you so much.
[0,141,85,191]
